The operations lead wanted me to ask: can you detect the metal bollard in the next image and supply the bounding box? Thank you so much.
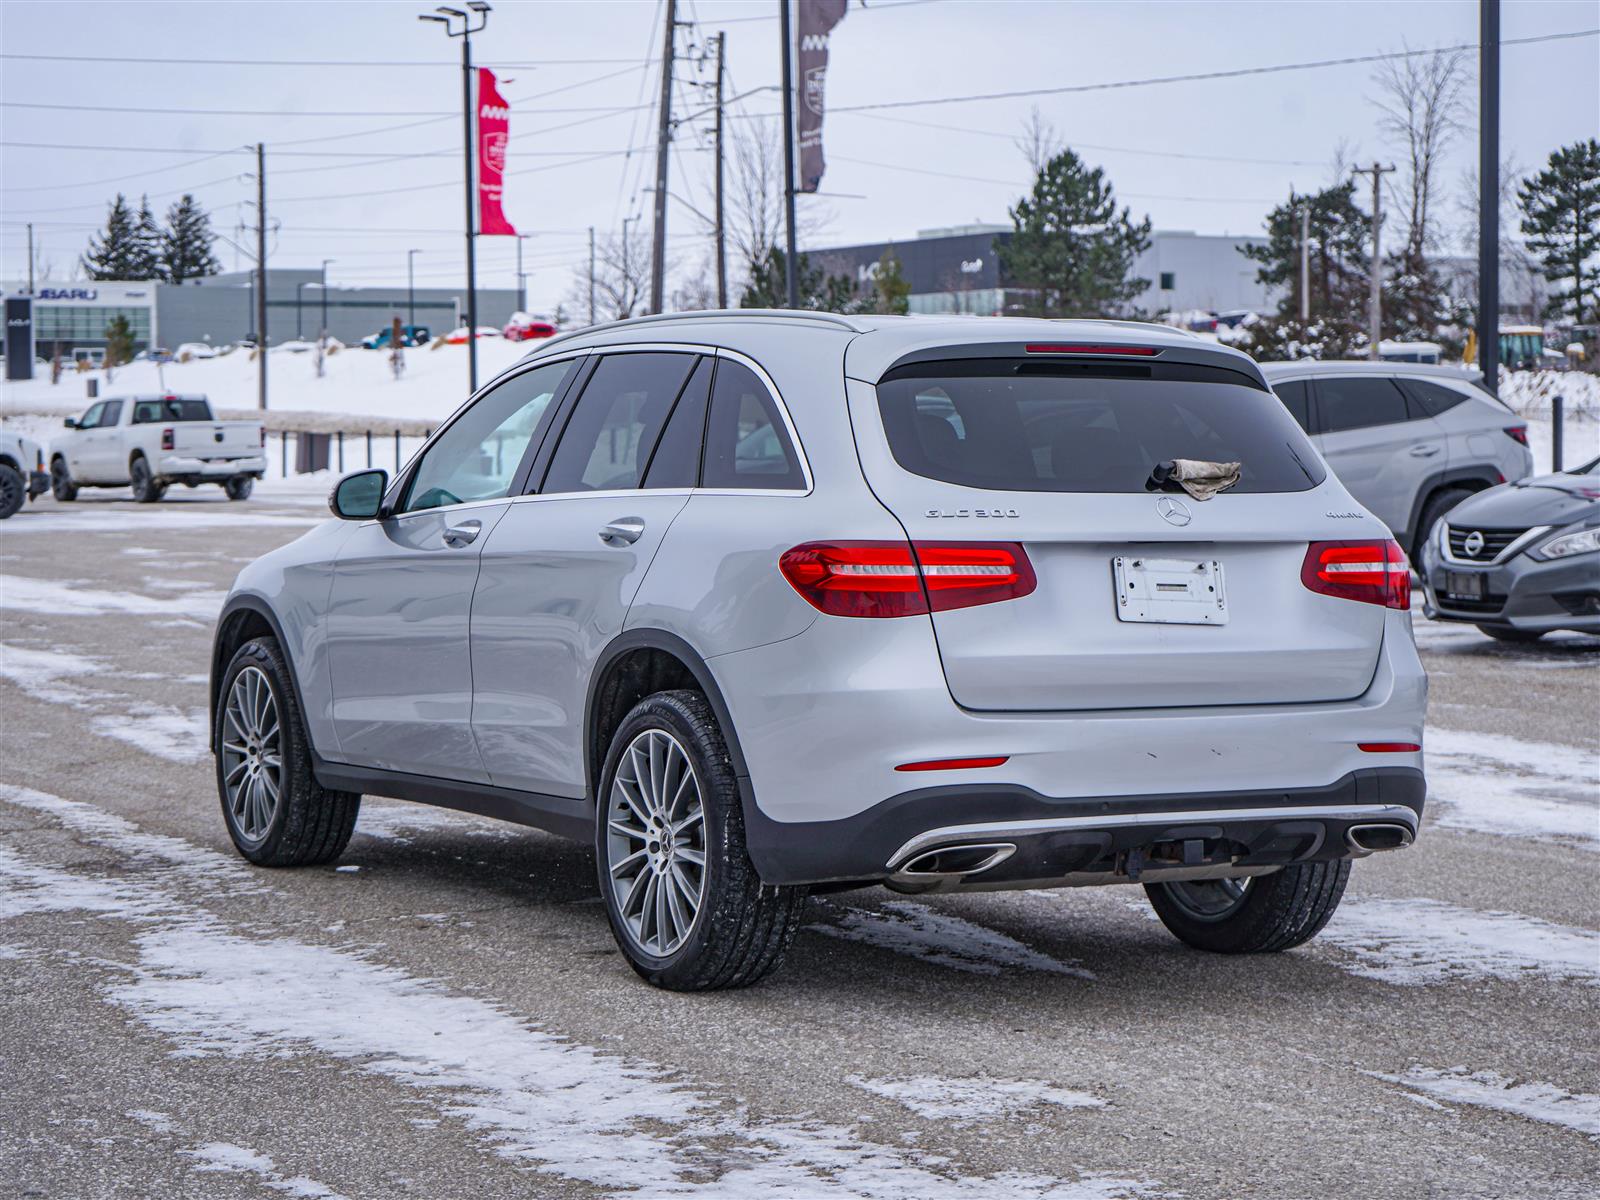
[366,429,373,468]
[1552,394,1564,473]
[280,432,288,478]
[337,430,344,472]
[394,429,401,472]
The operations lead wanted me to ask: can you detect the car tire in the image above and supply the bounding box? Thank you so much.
[50,457,77,502]
[224,476,254,502]
[129,456,165,504]
[1144,860,1350,954]
[1476,624,1544,643]
[1412,486,1474,563]
[595,689,808,991]
[0,463,23,520]
[215,636,360,867]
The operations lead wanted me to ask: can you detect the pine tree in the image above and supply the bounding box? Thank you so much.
[738,245,864,313]
[82,195,146,280]
[1237,182,1372,358]
[869,247,911,315]
[103,314,135,372]
[133,196,164,280]
[161,194,222,283]
[1518,139,1600,323]
[996,149,1151,317]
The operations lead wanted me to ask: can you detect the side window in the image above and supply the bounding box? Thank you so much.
[99,400,123,426]
[542,353,696,493]
[400,359,572,513]
[641,357,713,489]
[1401,379,1468,418]
[77,402,106,429]
[1271,380,1313,433]
[701,360,804,491]
[1315,377,1410,433]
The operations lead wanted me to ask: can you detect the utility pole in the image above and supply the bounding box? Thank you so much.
[420,1,491,392]
[515,234,528,312]
[779,0,799,308]
[1477,0,1501,394]
[320,258,334,339]
[587,226,597,325]
[713,31,728,309]
[255,142,268,411]
[25,223,34,293]
[1353,161,1395,360]
[407,249,420,325]
[623,214,639,317]
[1298,201,1311,323]
[648,0,677,315]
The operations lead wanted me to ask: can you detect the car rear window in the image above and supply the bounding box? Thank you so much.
[132,398,212,423]
[876,359,1326,494]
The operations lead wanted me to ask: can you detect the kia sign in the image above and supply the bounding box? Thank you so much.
[795,0,847,194]
[5,297,34,381]
[477,68,517,236]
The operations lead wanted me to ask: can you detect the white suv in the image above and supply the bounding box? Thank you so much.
[210,313,1428,990]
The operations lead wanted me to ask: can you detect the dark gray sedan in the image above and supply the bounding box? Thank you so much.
[1419,454,1600,640]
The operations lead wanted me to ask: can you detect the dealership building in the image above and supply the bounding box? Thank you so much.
[809,224,1280,317]
[2,271,520,363]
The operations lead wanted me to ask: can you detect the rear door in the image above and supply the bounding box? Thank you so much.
[848,355,1384,712]
[326,358,574,781]
[469,349,701,795]
[1310,374,1446,538]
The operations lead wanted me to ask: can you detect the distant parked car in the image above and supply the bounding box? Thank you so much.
[175,342,218,361]
[0,430,50,520]
[1418,455,1600,641]
[442,326,503,345]
[360,325,431,350]
[52,394,266,503]
[1215,309,1257,329]
[1378,341,1442,364]
[504,313,558,342]
[1260,361,1534,561]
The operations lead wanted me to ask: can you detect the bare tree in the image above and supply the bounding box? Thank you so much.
[1015,105,1063,174]
[566,228,651,323]
[1373,45,1468,260]
[669,256,718,312]
[724,115,832,299]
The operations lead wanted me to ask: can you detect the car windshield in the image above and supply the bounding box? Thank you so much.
[876,359,1326,493]
[132,399,211,423]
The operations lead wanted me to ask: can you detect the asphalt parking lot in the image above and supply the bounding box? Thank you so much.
[1,484,1596,1200]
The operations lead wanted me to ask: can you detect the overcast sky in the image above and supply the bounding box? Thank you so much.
[2,0,1596,315]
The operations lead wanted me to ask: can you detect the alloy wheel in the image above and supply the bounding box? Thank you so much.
[605,728,708,958]
[221,666,283,844]
[1160,876,1253,922]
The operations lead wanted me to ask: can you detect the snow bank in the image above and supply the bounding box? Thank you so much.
[1501,369,1600,421]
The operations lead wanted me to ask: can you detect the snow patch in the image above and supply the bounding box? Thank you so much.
[1321,898,1600,986]
[849,1075,1103,1124]
[1374,1067,1600,1139]
[91,706,209,764]
[186,1141,349,1199]
[812,900,1095,979]
[0,574,225,620]
[354,802,518,845]
[1425,728,1599,851]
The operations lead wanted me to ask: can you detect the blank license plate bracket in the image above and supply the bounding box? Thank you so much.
[1113,556,1228,625]
[1443,570,1487,600]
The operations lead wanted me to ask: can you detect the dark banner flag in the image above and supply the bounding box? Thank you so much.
[795,0,847,194]
[477,68,517,236]
[4,297,34,381]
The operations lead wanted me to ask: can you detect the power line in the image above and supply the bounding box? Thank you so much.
[2,100,646,117]
[0,52,642,67]
[825,28,1600,113]
[827,154,1275,204]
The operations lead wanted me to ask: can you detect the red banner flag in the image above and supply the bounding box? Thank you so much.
[477,67,516,236]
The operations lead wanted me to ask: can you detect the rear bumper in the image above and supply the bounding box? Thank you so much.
[156,453,266,481]
[745,768,1424,886]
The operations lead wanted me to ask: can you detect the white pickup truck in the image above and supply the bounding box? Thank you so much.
[1,429,50,520]
[51,394,266,503]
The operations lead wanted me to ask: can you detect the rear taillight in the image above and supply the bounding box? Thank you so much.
[1503,425,1529,446]
[1301,540,1410,609]
[161,428,175,451]
[779,541,1036,618]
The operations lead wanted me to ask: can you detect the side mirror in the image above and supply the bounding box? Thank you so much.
[63,417,79,429]
[329,469,389,520]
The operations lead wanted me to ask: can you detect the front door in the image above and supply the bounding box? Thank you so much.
[470,351,705,796]
[326,358,577,781]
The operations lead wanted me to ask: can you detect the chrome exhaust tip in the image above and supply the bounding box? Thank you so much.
[1346,823,1414,854]
[894,843,1017,880]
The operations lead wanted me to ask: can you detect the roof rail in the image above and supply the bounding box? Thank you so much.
[534,308,870,352]
[1075,318,1201,339]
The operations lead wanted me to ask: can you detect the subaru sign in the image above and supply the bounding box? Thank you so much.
[4,296,34,381]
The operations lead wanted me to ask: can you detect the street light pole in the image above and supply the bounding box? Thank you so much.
[713,31,727,309]
[407,249,420,326]
[320,258,334,338]
[778,0,799,309]
[420,1,491,392]
[1477,0,1501,394]
[515,234,528,312]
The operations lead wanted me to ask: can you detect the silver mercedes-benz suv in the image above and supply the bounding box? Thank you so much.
[210,312,1427,990]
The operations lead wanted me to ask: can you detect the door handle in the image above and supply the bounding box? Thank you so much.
[442,519,482,546]
[598,517,645,545]
[1408,445,1441,458]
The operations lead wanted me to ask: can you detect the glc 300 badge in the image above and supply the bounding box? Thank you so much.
[925,507,1019,518]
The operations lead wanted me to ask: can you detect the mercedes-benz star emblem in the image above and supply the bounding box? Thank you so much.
[1463,530,1485,557]
[1155,497,1192,527]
